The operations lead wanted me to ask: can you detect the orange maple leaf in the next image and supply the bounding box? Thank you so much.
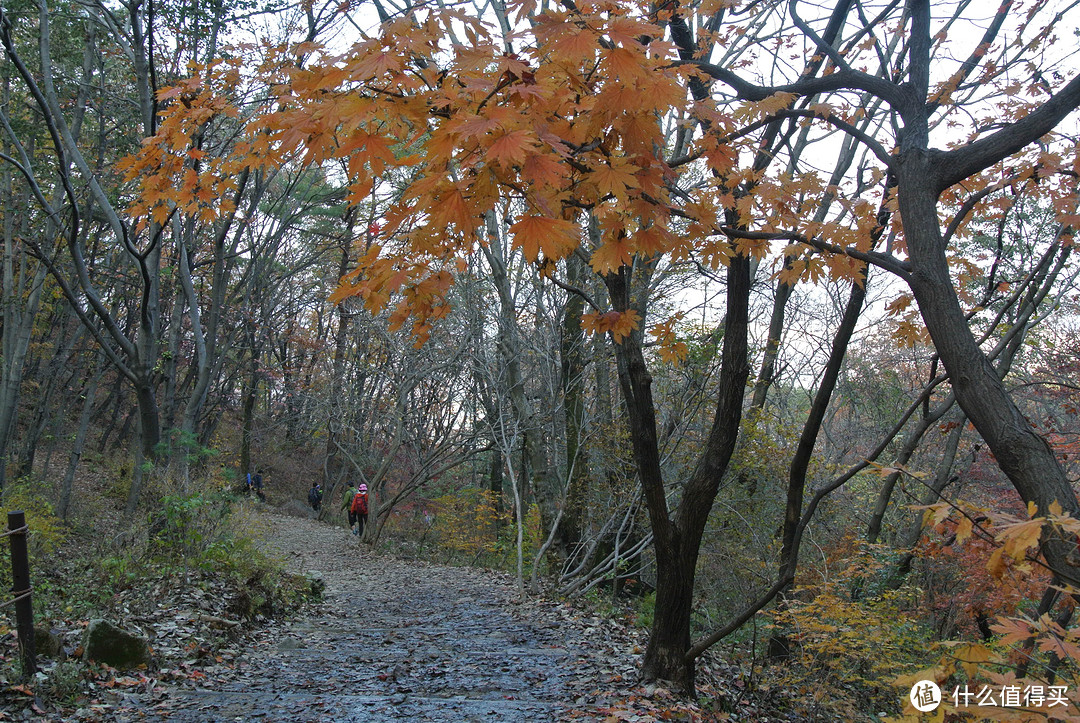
[429,188,479,233]
[631,225,673,256]
[590,236,634,273]
[590,162,640,202]
[486,129,534,168]
[521,153,567,188]
[990,617,1035,647]
[544,23,598,62]
[509,215,580,262]
[602,47,647,81]
[582,309,641,342]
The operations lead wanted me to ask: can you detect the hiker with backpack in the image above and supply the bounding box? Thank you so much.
[342,481,358,533]
[350,484,370,538]
[308,482,323,512]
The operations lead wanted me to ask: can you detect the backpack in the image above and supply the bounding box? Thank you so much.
[308,487,320,507]
[351,491,369,515]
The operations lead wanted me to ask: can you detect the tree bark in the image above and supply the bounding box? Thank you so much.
[899,154,1080,581]
[606,252,751,692]
[560,251,588,550]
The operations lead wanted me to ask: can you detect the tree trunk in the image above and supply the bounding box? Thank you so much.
[321,242,353,517]
[239,357,257,480]
[778,277,866,587]
[750,266,793,409]
[898,152,1080,580]
[609,253,752,693]
[559,251,588,550]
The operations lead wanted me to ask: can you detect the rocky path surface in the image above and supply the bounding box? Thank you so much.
[108,511,643,722]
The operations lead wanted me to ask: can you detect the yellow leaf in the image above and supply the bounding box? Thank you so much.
[955,515,973,544]
[987,547,1007,578]
[946,642,994,678]
[996,518,1043,560]
[754,91,797,116]
[582,310,641,343]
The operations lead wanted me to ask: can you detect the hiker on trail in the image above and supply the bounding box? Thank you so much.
[308,482,323,512]
[252,470,265,501]
[351,484,370,537]
[342,481,359,534]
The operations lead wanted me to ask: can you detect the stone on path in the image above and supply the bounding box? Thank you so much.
[83,619,151,669]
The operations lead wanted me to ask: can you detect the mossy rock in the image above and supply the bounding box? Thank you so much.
[83,619,150,669]
[33,623,64,660]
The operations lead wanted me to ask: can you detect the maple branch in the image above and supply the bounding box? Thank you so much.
[970,233,1059,346]
[669,103,893,177]
[558,0,615,50]
[683,61,906,113]
[788,0,852,75]
[667,114,793,168]
[942,174,1024,246]
[1011,380,1080,396]
[475,73,517,112]
[719,227,912,279]
[903,475,1080,589]
[771,108,894,169]
[900,478,997,547]
[925,0,1010,115]
[937,72,1080,193]
[546,271,602,312]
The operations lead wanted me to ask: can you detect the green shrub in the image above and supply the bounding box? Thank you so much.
[1,481,66,557]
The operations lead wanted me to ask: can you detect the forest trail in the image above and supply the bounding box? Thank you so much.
[107,510,642,722]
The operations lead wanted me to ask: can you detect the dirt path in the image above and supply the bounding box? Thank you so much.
[107,510,642,722]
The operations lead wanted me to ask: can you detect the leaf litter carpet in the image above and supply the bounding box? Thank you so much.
[110,511,647,722]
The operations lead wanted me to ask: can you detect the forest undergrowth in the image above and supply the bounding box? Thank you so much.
[0,445,1076,722]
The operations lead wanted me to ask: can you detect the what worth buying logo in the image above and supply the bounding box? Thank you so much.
[909,680,942,712]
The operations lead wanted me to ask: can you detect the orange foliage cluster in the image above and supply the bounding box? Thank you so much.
[273,3,706,345]
[892,500,1080,720]
[110,0,889,351]
[116,59,251,230]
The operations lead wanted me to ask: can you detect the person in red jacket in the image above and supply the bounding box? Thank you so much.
[350,484,370,537]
